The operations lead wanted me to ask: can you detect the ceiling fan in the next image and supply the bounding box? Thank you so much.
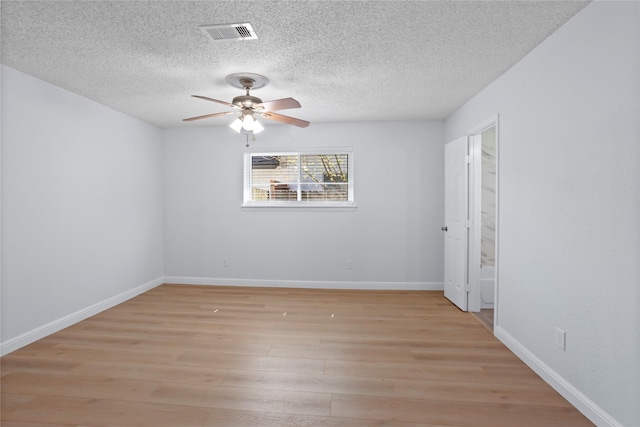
[183,73,310,135]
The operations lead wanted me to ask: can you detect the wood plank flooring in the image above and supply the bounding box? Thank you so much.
[1,285,593,426]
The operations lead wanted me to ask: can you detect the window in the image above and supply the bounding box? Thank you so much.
[243,150,354,207]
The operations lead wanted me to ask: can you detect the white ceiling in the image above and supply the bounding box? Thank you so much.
[1,1,590,129]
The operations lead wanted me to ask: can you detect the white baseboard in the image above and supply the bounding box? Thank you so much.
[0,277,164,356]
[162,276,444,291]
[494,325,623,427]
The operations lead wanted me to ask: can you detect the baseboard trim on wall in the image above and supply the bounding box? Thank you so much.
[0,277,164,356]
[494,325,622,427]
[162,277,444,291]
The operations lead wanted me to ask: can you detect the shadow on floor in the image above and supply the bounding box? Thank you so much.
[472,308,494,332]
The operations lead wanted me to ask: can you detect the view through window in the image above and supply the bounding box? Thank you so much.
[244,151,354,206]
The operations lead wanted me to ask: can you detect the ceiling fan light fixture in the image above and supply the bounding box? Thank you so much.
[229,114,263,135]
[252,120,264,134]
[241,113,255,131]
[229,117,243,133]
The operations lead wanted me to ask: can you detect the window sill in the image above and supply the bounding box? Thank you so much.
[241,202,357,211]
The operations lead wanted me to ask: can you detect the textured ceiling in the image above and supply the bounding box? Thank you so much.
[1,1,590,129]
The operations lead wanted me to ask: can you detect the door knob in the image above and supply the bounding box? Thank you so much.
[441,226,448,232]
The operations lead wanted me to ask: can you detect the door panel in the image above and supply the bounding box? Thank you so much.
[444,136,468,311]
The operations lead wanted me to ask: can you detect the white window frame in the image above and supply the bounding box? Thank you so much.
[242,148,355,208]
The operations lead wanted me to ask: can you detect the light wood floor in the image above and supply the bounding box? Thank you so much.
[1,285,593,426]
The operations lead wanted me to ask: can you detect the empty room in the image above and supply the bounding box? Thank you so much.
[1,1,638,426]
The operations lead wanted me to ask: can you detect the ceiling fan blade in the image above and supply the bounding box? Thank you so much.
[191,95,239,109]
[255,97,301,112]
[260,112,310,128]
[183,111,236,122]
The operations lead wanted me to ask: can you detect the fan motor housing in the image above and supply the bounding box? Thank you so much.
[232,95,262,108]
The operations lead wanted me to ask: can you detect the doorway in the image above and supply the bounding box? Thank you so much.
[469,119,498,329]
[443,117,498,330]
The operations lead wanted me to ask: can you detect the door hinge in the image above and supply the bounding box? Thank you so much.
[465,219,472,228]
[465,155,472,164]
[465,282,471,292]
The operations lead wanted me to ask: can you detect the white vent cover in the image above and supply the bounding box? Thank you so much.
[199,23,258,41]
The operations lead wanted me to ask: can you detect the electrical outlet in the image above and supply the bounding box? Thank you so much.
[222,257,229,267]
[345,259,353,269]
[555,327,566,351]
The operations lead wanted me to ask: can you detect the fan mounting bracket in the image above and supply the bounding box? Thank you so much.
[225,73,269,90]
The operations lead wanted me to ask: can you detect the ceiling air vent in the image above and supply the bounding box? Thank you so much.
[199,23,258,41]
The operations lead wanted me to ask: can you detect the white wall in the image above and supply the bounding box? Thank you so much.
[163,121,444,289]
[1,66,165,353]
[446,2,639,426]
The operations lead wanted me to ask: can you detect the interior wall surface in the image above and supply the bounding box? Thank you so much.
[445,2,639,426]
[162,121,444,289]
[1,65,165,346]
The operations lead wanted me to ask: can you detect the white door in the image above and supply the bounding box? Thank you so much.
[443,136,469,311]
